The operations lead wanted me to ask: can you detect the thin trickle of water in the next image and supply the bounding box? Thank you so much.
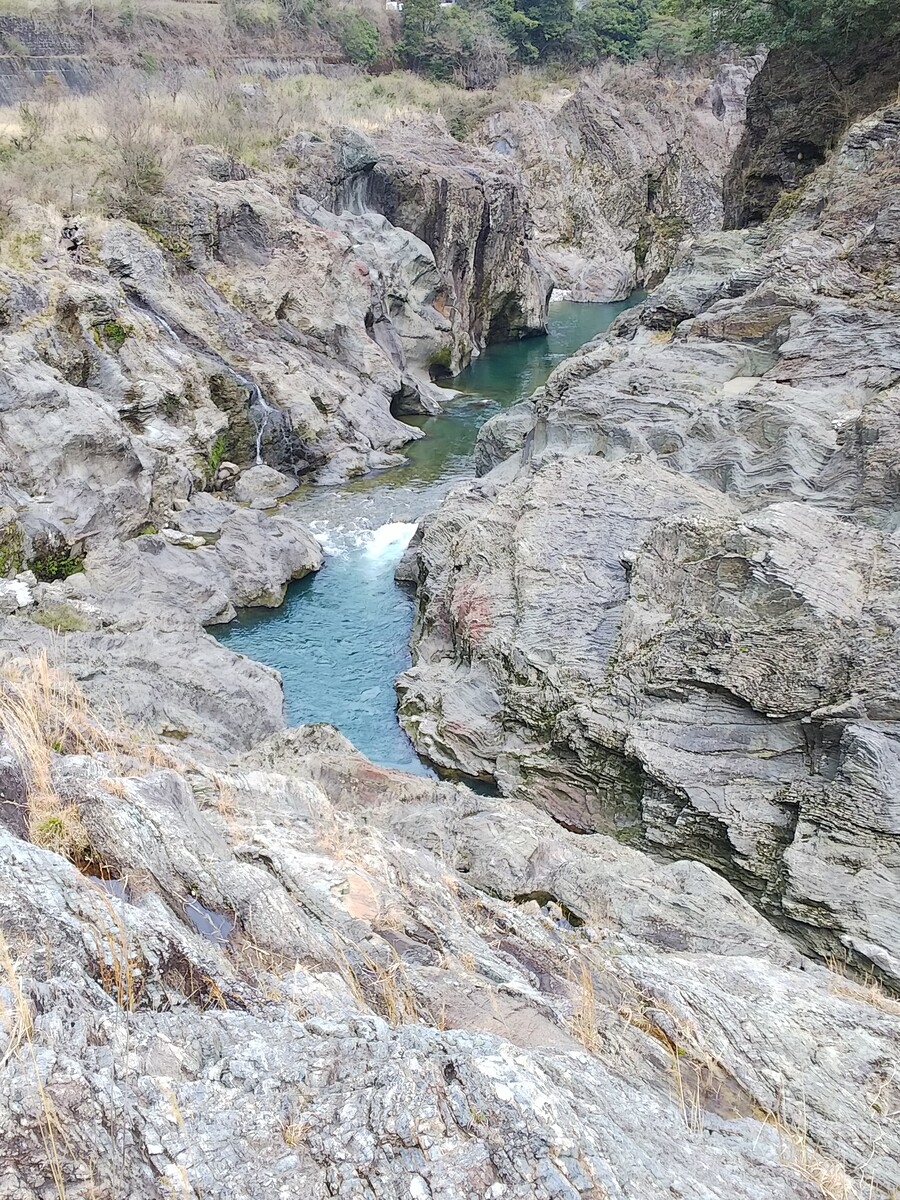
[213,297,644,774]
[126,292,287,467]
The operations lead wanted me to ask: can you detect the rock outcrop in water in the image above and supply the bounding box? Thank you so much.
[400,105,900,988]
[289,124,551,371]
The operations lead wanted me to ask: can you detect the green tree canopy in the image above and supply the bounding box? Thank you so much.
[572,0,652,61]
[667,0,900,54]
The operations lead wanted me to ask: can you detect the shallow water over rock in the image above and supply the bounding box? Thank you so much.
[212,299,641,773]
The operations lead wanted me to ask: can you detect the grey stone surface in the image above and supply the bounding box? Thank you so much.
[401,108,900,988]
[0,723,896,1198]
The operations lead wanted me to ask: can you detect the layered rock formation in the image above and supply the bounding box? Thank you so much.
[289,124,551,371]
[400,107,900,987]
[3,55,899,1200]
[1,713,898,1198]
[477,61,759,301]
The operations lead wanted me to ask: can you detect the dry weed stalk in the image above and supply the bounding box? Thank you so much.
[336,943,420,1026]
[86,883,145,1011]
[765,1097,864,1200]
[0,649,180,859]
[0,934,72,1198]
[825,957,900,1016]
[570,961,601,1052]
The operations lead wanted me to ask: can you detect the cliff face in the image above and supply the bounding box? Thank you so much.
[0,147,448,535]
[400,105,900,990]
[2,63,900,1200]
[724,42,900,226]
[476,62,759,301]
[289,125,551,372]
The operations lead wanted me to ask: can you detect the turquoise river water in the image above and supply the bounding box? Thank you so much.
[212,298,639,774]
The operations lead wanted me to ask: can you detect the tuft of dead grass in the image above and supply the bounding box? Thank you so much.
[336,942,421,1026]
[826,956,900,1016]
[0,649,180,861]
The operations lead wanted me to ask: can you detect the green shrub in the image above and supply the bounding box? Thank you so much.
[206,433,228,484]
[335,12,382,66]
[0,518,24,578]
[96,320,132,351]
[29,533,84,583]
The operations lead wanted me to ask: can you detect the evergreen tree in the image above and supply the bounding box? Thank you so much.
[573,0,652,61]
[518,0,575,52]
[400,0,442,64]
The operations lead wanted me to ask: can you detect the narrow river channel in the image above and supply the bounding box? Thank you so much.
[212,297,640,774]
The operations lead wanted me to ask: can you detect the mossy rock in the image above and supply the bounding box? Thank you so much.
[94,320,133,352]
[28,531,84,583]
[30,603,89,633]
[0,508,24,578]
[208,374,257,468]
[427,346,454,380]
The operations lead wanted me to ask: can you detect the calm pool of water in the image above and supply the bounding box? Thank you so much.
[211,298,641,773]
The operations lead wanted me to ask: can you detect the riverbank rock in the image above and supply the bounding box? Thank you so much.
[400,106,900,986]
[0,704,897,1198]
[232,464,298,505]
[289,123,551,371]
[0,492,322,757]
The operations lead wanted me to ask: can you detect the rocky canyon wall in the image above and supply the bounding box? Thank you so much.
[477,60,760,301]
[400,104,900,989]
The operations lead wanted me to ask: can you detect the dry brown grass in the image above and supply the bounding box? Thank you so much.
[0,649,180,860]
[570,960,601,1052]
[0,63,569,220]
[826,956,900,1016]
[0,934,73,1199]
[336,942,421,1026]
[764,1100,866,1200]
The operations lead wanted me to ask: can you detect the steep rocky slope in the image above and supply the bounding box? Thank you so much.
[289,123,551,371]
[1,711,898,1198]
[477,61,759,301]
[399,106,900,988]
[725,42,900,226]
[4,58,898,1200]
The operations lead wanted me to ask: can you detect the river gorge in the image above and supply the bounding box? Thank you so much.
[214,298,640,774]
[0,33,899,1200]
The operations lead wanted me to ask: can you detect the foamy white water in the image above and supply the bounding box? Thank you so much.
[364,522,417,563]
[309,519,416,563]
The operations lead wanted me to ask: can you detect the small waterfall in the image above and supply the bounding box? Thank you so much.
[229,372,290,465]
[364,522,417,564]
[337,171,372,217]
[125,291,292,469]
[151,312,181,344]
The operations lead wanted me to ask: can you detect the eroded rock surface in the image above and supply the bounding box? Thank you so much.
[400,107,900,987]
[0,719,897,1198]
[289,124,551,372]
[477,62,759,301]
